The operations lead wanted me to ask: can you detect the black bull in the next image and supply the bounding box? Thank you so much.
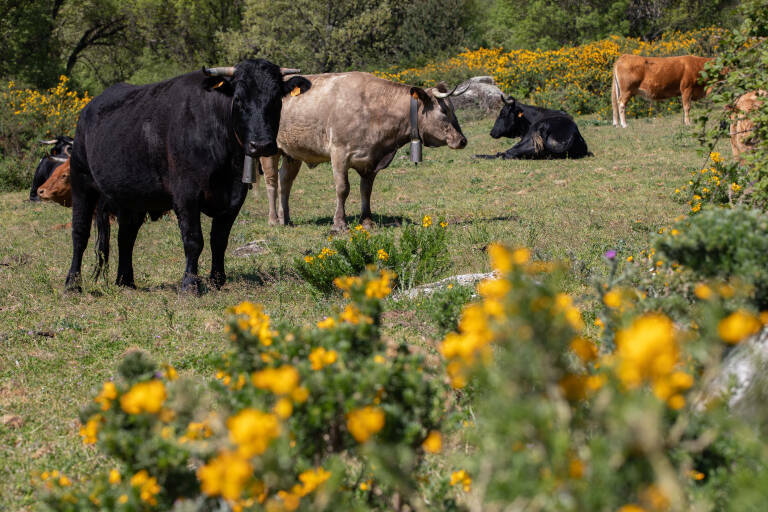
[29,135,72,201]
[476,98,591,159]
[66,59,310,293]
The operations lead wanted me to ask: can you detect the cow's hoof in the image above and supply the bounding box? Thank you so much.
[361,218,375,231]
[209,272,226,290]
[181,274,202,296]
[115,275,136,289]
[268,217,280,227]
[330,223,348,234]
[65,274,82,293]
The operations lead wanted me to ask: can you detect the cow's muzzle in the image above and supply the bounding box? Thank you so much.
[247,140,278,157]
[450,136,468,149]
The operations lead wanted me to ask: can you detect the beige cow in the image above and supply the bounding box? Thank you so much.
[729,90,766,162]
[260,72,468,231]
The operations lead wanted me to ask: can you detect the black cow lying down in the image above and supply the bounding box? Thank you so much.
[476,97,591,159]
[30,135,72,201]
[66,59,310,294]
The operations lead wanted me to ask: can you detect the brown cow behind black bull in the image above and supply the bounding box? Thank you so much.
[260,72,468,231]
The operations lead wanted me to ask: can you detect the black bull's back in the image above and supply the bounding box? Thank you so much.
[72,73,244,215]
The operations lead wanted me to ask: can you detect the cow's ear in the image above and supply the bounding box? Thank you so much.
[410,87,431,106]
[435,82,450,94]
[205,76,235,95]
[283,76,311,97]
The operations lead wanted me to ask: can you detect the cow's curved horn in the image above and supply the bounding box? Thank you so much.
[39,139,58,145]
[501,94,515,105]
[48,156,68,163]
[451,82,472,97]
[203,66,235,77]
[433,82,471,99]
[280,68,301,76]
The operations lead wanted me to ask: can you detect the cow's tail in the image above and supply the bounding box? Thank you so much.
[92,201,111,282]
[612,65,620,125]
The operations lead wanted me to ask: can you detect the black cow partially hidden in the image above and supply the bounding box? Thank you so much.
[66,59,310,294]
[476,97,592,159]
[29,136,73,201]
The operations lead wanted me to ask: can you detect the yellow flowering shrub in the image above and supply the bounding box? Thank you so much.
[376,28,724,118]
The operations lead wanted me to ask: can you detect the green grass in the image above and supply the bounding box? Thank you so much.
[0,112,722,509]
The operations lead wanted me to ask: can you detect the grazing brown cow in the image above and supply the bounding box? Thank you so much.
[260,72,468,231]
[37,158,72,206]
[612,54,712,128]
[728,90,766,161]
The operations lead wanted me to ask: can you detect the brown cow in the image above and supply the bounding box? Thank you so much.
[729,90,766,161]
[37,158,72,206]
[612,54,712,128]
[260,72,468,231]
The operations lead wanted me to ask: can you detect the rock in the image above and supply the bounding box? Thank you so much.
[232,240,267,257]
[396,271,497,299]
[697,327,768,411]
[450,76,507,113]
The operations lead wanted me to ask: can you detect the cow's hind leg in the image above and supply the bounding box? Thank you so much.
[278,156,302,226]
[500,138,539,159]
[330,149,351,232]
[174,200,205,294]
[261,155,281,226]
[682,88,693,126]
[65,187,99,291]
[115,210,144,289]
[359,170,378,230]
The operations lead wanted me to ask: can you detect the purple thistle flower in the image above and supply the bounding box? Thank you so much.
[604,250,617,260]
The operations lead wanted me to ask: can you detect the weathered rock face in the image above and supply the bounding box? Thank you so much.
[698,327,768,412]
[450,76,507,113]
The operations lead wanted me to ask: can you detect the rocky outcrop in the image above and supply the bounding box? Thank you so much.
[451,76,507,113]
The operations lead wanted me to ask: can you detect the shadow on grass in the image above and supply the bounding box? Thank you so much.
[301,214,414,228]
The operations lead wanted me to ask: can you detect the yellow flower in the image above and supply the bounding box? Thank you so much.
[198,451,253,501]
[694,283,713,299]
[291,386,310,403]
[304,255,314,263]
[365,270,395,298]
[569,458,584,479]
[618,505,647,512]
[603,290,621,309]
[347,406,385,442]
[274,397,294,419]
[294,467,332,496]
[377,249,389,261]
[120,380,166,414]
[710,151,722,163]
[59,475,72,487]
[731,183,742,192]
[422,431,442,453]
[488,243,513,272]
[227,408,281,456]
[316,317,336,329]
[129,470,161,505]
[163,365,178,381]
[570,337,598,363]
[309,347,338,370]
[109,469,121,485]
[422,215,433,227]
[450,470,472,492]
[79,414,102,445]
[94,381,118,411]
[477,278,511,299]
[252,366,300,395]
[231,302,276,346]
[718,310,762,344]
[118,495,128,504]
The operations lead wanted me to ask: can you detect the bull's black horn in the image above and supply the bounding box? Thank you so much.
[280,68,301,76]
[39,139,58,145]
[203,66,235,77]
[502,94,515,105]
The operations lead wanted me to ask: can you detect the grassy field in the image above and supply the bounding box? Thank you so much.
[0,112,721,509]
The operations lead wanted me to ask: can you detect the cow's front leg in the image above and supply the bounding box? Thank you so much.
[501,138,538,159]
[359,171,378,230]
[209,211,239,289]
[278,156,302,226]
[330,150,350,232]
[261,155,281,226]
[115,210,145,289]
[65,187,100,292]
[174,200,204,295]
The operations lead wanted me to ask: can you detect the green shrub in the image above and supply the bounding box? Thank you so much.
[295,217,450,294]
[419,285,475,337]
[674,152,748,214]
[655,206,768,308]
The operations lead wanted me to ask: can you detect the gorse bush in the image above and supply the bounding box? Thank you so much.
[294,216,450,294]
[0,75,90,191]
[674,152,748,214]
[442,244,768,510]
[655,206,768,309]
[376,28,724,118]
[39,269,453,511]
